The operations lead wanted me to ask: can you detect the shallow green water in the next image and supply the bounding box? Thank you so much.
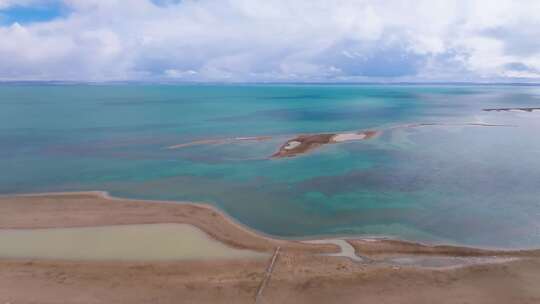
[1,84,540,249]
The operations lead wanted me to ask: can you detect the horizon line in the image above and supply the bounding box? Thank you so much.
[1,81,540,86]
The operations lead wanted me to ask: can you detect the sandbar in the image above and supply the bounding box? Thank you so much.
[166,121,512,159]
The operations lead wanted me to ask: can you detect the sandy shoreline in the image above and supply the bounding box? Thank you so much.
[1,191,540,303]
[0,191,337,253]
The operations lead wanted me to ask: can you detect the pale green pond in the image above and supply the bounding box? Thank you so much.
[0,223,268,261]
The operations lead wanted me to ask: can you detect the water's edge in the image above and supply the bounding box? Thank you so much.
[3,190,537,252]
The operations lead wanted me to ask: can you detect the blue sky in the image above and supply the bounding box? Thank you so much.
[0,0,539,82]
[0,1,65,24]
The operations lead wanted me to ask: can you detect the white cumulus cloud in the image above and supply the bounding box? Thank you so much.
[0,0,539,82]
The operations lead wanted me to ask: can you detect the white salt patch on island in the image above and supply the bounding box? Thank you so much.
[284,140,301,150]
[332,133,367,142]
[0,223,268,261]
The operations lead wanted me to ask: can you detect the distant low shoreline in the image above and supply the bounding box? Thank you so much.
[2,81,540,86]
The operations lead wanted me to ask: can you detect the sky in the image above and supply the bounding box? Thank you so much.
[0,0,539,82]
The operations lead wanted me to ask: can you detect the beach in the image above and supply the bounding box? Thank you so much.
[1,192,540,304]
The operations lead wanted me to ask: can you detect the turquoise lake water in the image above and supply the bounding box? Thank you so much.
[1,84,540,249]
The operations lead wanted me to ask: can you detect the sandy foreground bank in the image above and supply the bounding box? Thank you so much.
[1,192,540,304]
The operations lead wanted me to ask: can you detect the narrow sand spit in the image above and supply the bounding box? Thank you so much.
[382,255,519,269]
[166,122,514,159]
[167,136,272,149]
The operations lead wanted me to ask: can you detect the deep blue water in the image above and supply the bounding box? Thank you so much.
[1,84,540,249]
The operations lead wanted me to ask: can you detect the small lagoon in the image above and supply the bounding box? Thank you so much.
[0,223,266,261]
